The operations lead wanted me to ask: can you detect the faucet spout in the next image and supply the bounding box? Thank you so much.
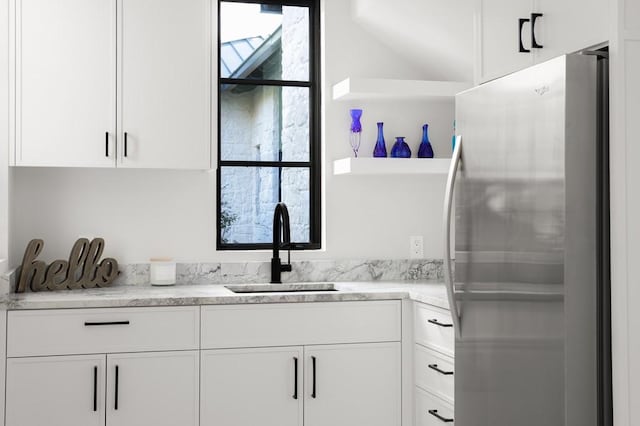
[271,202,293,283]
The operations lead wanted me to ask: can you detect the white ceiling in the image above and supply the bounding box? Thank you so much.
[351,0,475,81]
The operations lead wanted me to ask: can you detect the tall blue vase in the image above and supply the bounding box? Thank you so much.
[417,124,435,158]
[390,137,411,158]
[373,122,387,157]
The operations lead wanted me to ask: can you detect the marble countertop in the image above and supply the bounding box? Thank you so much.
[0,281,449,311]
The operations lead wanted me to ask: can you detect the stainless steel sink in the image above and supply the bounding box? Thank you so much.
[225,282,337,293]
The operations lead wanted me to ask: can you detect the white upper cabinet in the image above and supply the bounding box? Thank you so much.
[12,0,211,169]
[475,0,534,84]
[475,0,609,84]
[15,0,116,167]
[533,0,609,63]
[118,0,211,169]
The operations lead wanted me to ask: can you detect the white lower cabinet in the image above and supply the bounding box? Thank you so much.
[4,301,404,426]
[5,351,198,426]
[201,347,303,426]
[4,306,200,426]
[106,351,199,426]
[414,301,455,426]
[6,354,106,426]
[201,343,401,426]
[414,345,454,404]
[199,301,402,426]
[304,342,401,426]
[415,387,455,426]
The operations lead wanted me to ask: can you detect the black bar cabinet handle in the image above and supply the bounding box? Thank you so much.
[293,357,298,400]
[519,18,531,53]
[428,318,453,328]
[84,321,130,327]
[124,132,128,157]
[531,13,543,48]
[105,132,109,157]
[311,356,317,399]
[428,409,454,423]
[428,364,454,376]
[114,365,119,410]
[93,366,98,412]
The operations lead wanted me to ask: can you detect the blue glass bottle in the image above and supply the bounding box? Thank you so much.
[349,109,363,157]
[390,137,411,158]
[417,124,434,158]
[451,120,456,151]
[373,122,387,157]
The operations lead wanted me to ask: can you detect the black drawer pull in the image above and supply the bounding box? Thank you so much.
[428,319,453,328]
[93,366,98,412]
[428,364,454,375]
[518,18,530,53]
[293,357,298,400]
[531,13,543,48]
[124,132,128,157]
[105,132,109,157]
[429,409,454,423]
[114,365,119,410]
[84,321,130,326]
[311,356,317,398]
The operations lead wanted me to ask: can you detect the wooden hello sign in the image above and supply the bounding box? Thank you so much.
[16,238,120,293]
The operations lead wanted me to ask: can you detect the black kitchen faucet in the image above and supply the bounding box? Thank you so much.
[271,202,292,283]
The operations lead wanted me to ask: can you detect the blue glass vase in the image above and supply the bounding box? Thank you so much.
[390,137,411,158]
[451,120,456,151]
[349,109,363,157]
[373,122,387,157]
[417,124,434,158]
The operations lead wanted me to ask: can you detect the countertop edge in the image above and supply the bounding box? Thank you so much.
[0,282,451,311]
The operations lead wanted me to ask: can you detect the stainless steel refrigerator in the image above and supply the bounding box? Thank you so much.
[443,53,612,426]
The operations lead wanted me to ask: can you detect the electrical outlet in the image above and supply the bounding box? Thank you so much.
[409,236,424,259]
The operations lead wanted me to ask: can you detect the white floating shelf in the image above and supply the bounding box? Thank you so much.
[332,78,472,101]
[333,157,451,176]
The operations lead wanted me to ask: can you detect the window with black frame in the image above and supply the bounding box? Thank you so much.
[217,0,320,250]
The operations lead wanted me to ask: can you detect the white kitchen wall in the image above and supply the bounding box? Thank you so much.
[8,0,473,265]
[0,0,9,273]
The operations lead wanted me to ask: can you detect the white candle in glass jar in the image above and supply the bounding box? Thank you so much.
[150,258,176,286]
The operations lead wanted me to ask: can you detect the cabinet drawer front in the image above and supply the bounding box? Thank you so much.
[415,344,454,404]
[415,387,455,426]
[7,306,200,357]
[414,303,454,357]
[201,301,401,349]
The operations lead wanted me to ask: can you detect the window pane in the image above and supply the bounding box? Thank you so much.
[220,167,310,245]
[281,167,310,243]
[220,85,310,162]
[220,2,309,81]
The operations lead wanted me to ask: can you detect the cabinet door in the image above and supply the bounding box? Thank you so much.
[118,0,211,169]
[15,0,116,167]
[304,342,401,426]
[106,351,199,426]
[534,0,608,63]
[201,347,303,426]
[6,354,106,426]
[476,0,534,83]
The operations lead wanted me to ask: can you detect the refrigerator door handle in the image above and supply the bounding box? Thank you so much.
[443,135,462,338]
